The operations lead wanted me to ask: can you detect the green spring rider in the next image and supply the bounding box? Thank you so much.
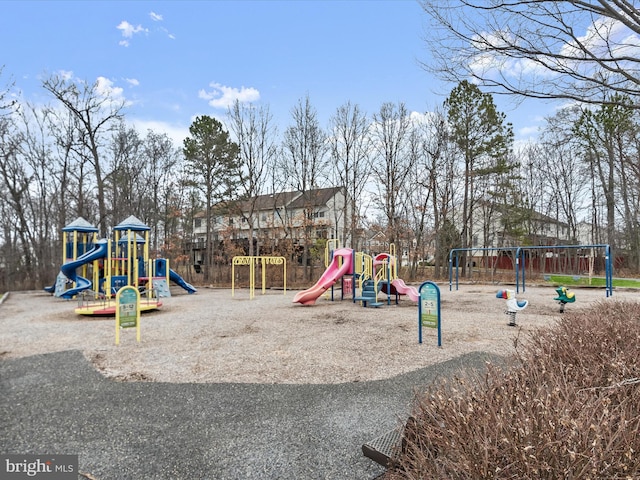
[554,286,575,313]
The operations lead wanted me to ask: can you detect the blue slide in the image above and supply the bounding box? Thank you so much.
[169,269,197,294]
[57,239,109,299]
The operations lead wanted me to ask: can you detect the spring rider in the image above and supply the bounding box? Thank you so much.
[554,286,575,313]
[496,289,528,326]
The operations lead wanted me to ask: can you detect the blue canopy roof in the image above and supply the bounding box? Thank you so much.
[62,217,99,233]
[114,215,150,232]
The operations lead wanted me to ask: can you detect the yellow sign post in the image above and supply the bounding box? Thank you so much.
[115,285,141,344]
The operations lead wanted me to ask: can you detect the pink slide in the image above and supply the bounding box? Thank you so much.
[293,248,353,305]
[373,252,419,302]
[391,278,419,302]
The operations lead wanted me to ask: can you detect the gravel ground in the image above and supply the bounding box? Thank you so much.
[1,283,637,479]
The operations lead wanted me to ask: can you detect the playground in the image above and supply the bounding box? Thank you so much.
[4,281,640,478]
[2,283,639,384]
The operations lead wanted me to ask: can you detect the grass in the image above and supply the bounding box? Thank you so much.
[543,274,640,288]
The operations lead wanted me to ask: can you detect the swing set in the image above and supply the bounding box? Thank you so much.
[449,244,613,297]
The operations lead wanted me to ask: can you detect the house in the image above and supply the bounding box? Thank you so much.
[190,186,351,264]
[468,201,575,249]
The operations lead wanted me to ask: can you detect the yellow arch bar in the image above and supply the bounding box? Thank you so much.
[231,256,287,299]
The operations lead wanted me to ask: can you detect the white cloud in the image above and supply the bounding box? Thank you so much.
[57,69,74,81]
[125,78,140,87]
[518,125,540,137]
[409,110,437,125]
[198,82,260,109]
[130,118,189,147]
[116,20,148,47]
[149,12,163,22]
[468,30,554,81]
[94,76,133,108]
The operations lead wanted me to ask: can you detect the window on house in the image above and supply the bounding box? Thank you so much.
[229,218,234,225]
[194,218,201,228]
[261,213,267,221]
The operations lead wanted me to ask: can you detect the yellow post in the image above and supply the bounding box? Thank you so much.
[325,239,341,267]
[249,257,255,299]
[389,243,397,280]
[283,258,287,294]
[127,229,134,287]
[62,231,67,264]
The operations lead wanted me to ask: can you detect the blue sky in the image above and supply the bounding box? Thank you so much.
[3,0,547,146]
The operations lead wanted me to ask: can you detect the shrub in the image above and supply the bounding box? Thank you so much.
[387,301,640,479]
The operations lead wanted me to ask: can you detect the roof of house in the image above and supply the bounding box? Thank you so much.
[287,187,343,210]
[231,186,344,213]
[241,190,302,211]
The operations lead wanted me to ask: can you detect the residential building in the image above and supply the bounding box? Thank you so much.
[190,186,350,264]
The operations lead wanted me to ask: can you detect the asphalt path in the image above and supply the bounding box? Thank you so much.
[1,350,499,479]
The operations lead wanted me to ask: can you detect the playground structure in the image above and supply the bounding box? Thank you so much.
[292,242,419,307]
[554,286,576,313]
[231,255,287,299]
[449,244,613,297]
[496,289,529,326]
[47,216,196,315]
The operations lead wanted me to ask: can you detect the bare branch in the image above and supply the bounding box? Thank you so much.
[421,0,640,107]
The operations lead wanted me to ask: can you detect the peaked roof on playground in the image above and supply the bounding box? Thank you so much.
[114,215,150,232]
[62,217,99,233]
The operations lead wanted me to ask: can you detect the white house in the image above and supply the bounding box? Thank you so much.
[191,186,350,262]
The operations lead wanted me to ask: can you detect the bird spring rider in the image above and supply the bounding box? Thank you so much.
[554,286,575,313]
[496,289,528,326]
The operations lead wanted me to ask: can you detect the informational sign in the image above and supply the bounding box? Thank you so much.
[115,286,140,344]
[418,281,441,346]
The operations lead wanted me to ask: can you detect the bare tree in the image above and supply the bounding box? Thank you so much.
[43,74,126,234]
[146,131,182,255]
[107,123,144,226]
[574,95,635,252]
[227,100,278,256]
[281,95,328,278]
[45,102,85,231]
[405,108,455,278]
[327,101,371,249]
[421,1,640,108]
[0,114,36,288]
[536,110,589,244]
[370,102,414,249]
[0,66,16,115]
[16,104,60,286]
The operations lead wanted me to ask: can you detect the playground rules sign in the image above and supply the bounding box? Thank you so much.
[418,281,441,346]
[115,286,141,344]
